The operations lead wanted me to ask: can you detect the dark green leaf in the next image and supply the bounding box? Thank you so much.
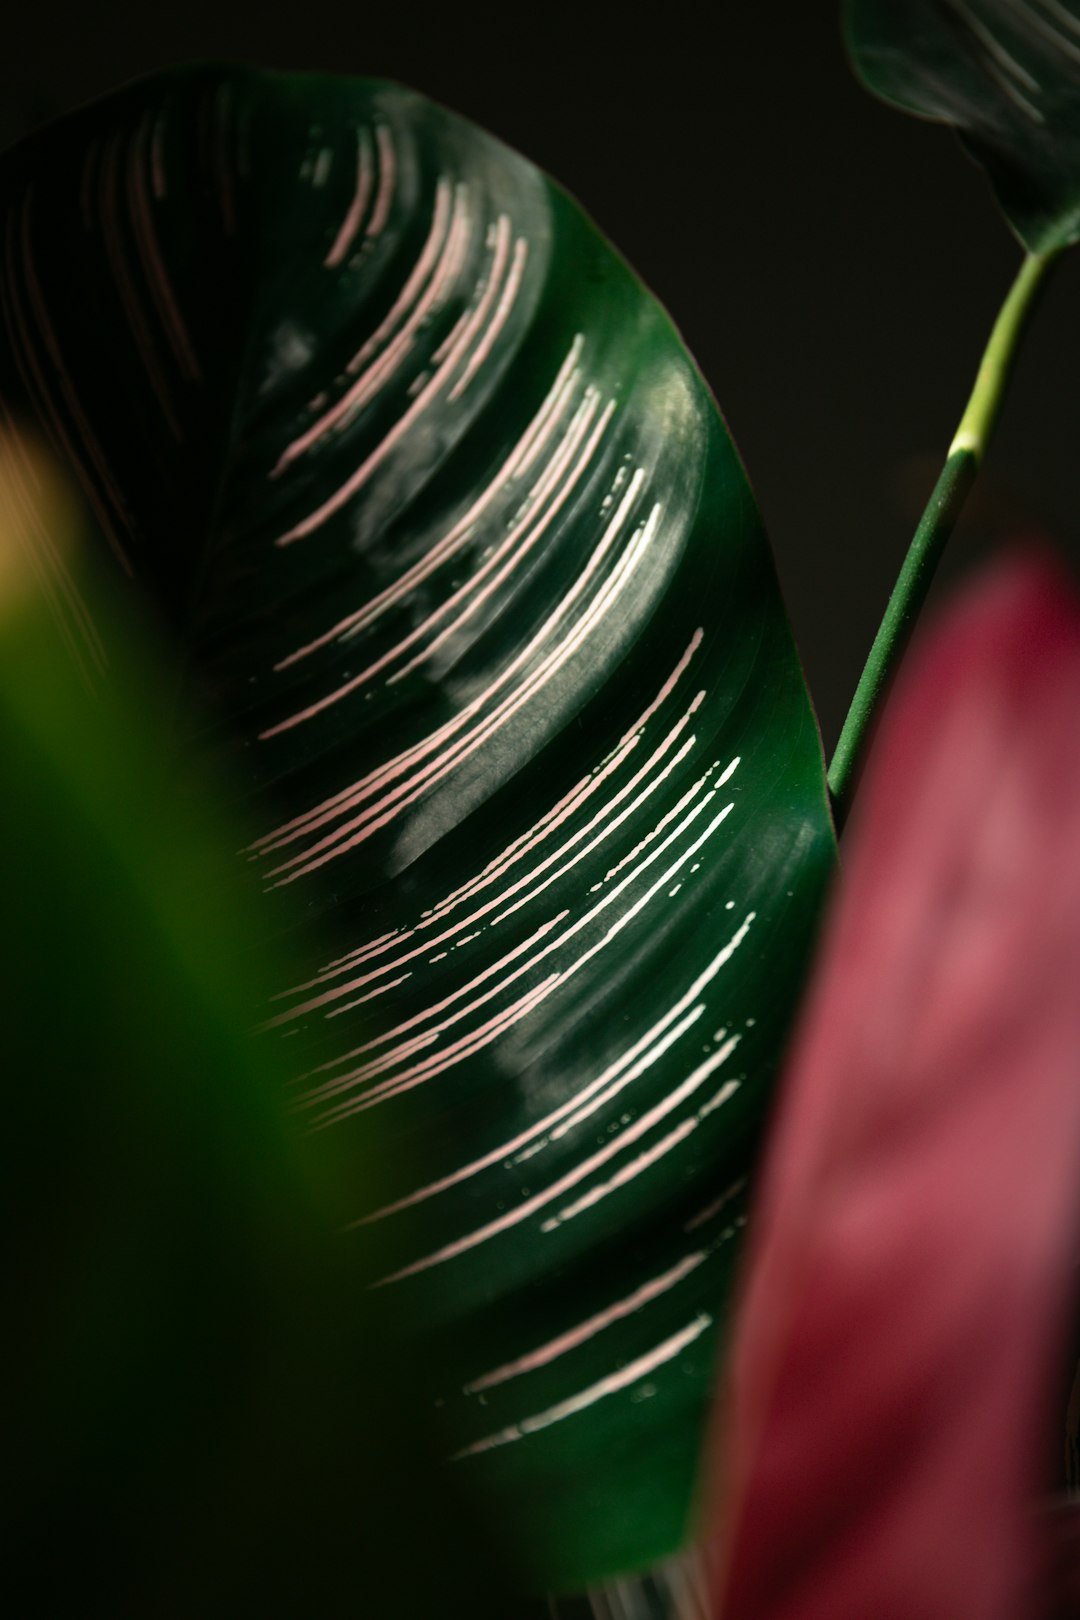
[846,0,1080,252]
[0,66,835,1586]
[0,443,514,1618]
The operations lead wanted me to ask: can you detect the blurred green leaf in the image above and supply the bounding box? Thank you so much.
[846,0,1080,252]
[0,438,515,1617]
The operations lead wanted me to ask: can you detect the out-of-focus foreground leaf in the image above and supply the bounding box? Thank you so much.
[0,65,835,1585]
[708,553,1080,1620]
[846,0,1080,252]
[0,436,513,1618]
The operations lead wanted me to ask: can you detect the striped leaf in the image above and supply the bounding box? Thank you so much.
[0,66,835,1587]
[846,0,1080,252]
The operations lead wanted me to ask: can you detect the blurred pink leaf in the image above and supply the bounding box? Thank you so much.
[709,555,1080,1620]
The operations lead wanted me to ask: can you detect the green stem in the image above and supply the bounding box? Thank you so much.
[827,248,1059,824]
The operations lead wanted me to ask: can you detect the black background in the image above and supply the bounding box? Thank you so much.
[7,0,1080,750]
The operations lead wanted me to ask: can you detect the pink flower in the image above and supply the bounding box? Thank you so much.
[709,555,1080,1620]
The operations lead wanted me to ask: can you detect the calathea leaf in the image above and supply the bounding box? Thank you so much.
[846,0,1080,252]
[0,65,835,1586]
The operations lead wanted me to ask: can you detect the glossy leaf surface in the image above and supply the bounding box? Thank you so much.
[709,555,1080,1620]
[0,66,835,1585]
[846,0,1080,251]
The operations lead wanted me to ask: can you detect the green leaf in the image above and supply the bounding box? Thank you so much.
[846,0,1080,252]
[0,442,514,1618]
[0,65,836,1587]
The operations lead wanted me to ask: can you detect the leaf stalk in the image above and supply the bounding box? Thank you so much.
[827,248,1059,823]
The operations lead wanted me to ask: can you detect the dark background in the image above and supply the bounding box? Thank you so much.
[6,0,1080,751]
